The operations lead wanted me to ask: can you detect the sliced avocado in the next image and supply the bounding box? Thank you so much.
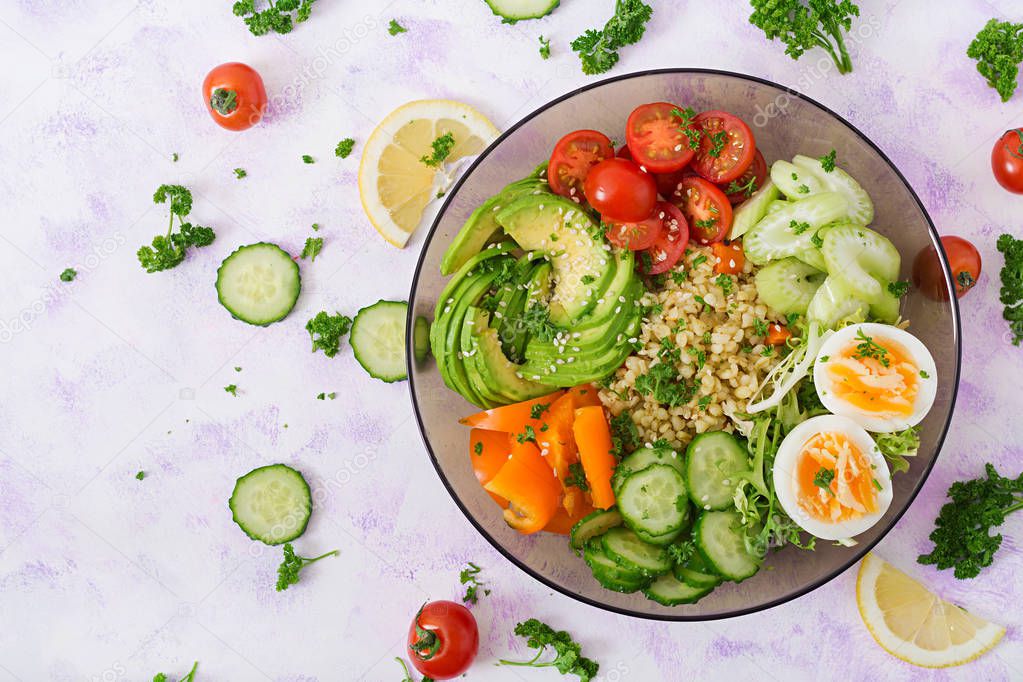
[461,306,514,405]
[440,178,549,275]
[466,307,549,403]
[522,281,643,385]
[503,261,553,361]
[433,263,512,408]
[496,195,613,326]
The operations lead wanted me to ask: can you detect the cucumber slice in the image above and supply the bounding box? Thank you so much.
[742,192,848,265]
[351,300,408,383]
[643,572,714,606]
[673,564,723,589]
[807,276,870,330]
[601,527,672,576]
[770,160,826,199]
[821,224,901,304]
[611,445,684,496]
[792,154,874,226]
[685,432,748,512]
[634,522,687,547]
[869,283,901,323]
[570,509,622,549]
[413,316,431,363]
[229,464,312,545]
[484,0,560,23]
[583,542,649,593]
[753,257,826,316]
[729,179,780,240]
[694,510,761,582]
[618,464,689,537]
[216,243,300,326]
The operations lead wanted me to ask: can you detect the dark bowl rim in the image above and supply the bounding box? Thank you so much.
[405,67,962,622]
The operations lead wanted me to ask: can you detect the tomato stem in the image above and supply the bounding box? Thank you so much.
[210,88,239,116]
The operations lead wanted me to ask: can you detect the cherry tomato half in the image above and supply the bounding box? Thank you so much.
[912,235,982,301]
[202,62,267,132]
[639,202,689,275]
[548,130,614,200]
[625,102,697,173]
[407,601,479,680]
[671,176,733,244]
[692,110,756,184]
[604,213,663,251]
[720,149,767,205]
[583,157,658,222]
[991,129,1023,194]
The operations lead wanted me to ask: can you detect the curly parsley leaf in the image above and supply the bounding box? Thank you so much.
[918,463,1023,578]
[152,661,198,682]
[539,35,552,59]
[275,543,339,591]
[565,462,590,492]
[459,561,491,604]
[306,311,353,358]
[749,0,860,74]
[571,0,653,76]
[300,236,324,261]
[997,233,1023,344]
[335,137,355,158]
[137,185,215,273]
[59,267,77,282]
[819,148,837,172]
[388,19,407,35]
[498,618,600,682]
[233,0,316,36]
[968,19,1023,102]
[420,132,456,168]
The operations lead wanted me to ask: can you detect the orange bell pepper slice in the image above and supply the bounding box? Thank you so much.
[543,497,596,535]
[459,391,565,432]
[572,406,617,509]
[484,441,562,534]
[567,383,603,408]
[766,322,793,346]
[713,240,745,275]
[536,392,585,516]
[469,429,513,507]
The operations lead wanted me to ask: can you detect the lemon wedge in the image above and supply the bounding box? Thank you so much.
[856,553,1004,667]
[358,99,499,247]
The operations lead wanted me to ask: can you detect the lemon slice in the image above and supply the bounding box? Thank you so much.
[856,554,1005,667]
[358,99,499,247]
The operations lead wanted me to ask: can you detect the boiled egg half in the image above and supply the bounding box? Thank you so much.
[814,323,937,433]
[773,414,893,541]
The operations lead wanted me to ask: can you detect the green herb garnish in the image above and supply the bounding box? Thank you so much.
[306,311,353,358]
[967,19,1023,102]
[300,236,323,261]
[59,268,77,282]
[498,618,599,682]
[749,0,860,74]
[335,138,355,158]
[137,185,215,273]
[388,19,407,35]
[275,543,339,591]
[571,0,653,76]
[420,132,456,168]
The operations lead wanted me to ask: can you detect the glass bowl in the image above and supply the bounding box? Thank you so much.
[406,69,961,620]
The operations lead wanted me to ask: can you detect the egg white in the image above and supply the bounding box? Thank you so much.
[773,414,894,541]
[814,323,937,433]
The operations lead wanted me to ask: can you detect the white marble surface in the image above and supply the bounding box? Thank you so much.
[2,1,1023,680]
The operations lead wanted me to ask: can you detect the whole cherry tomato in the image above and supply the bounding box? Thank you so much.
[583,157,658,222]
[912,235,982,301]
[991,129,1023,194]
[407,600,479,680]
[202,62,267,131]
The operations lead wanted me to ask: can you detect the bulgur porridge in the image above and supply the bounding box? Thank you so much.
[598,244,786,450]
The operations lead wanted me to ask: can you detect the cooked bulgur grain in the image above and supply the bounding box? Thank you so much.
[598,245,786,450]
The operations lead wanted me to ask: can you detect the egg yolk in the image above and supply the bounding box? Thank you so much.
[794,431,880,523]
[826,335,918,417]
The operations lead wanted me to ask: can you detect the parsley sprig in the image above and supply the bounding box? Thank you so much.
[498,619,599,682]
[918,463,1023,578]
[232,0,315,36]
[137,185,215,273]
[813,467,835,496]
[997,233,1023,344]
[853,329,890,367]
[275,543,339,591]
[571,0,653,76]
[749,0,860,74]
[968,19,1023,102]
